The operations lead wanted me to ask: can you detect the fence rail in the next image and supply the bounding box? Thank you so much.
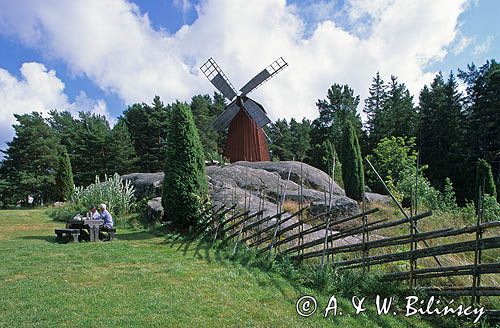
[195,162,499,322]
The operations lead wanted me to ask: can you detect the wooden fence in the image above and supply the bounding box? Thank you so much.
[193,163,499,320]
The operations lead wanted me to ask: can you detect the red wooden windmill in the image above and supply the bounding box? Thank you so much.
[200,57,288,162]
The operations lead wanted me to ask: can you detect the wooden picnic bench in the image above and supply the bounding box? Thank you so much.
[55,228,80,243]
[66,219,102,242]
[100,226,116,241]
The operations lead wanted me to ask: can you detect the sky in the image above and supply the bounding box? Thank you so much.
[0,0,498,153]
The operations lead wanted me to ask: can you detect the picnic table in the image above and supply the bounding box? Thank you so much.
[66,219,103,242]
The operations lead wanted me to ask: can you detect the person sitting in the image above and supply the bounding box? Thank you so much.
[89,206,101,220]
[99,204,114,229]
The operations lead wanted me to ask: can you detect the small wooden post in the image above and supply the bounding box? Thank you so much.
[409,209,416,288]
[472,184,484,305]
[269,213,282,256]
[298,161,304,257]
[320,214,331,272]
[414,155,419,279]
[361,201,368,275]
[232,213,248,255]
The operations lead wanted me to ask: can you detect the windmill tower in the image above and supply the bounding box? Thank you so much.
[200,57,288,162]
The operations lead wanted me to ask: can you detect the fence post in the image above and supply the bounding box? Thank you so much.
[409,208,416,288]
[269,213,283,256]
[414,155,419,283]
[232,213,248,255]
[361,201,369,275]
[320,214,331,272]
[472,184,484,306]
[298,161,304,257]
[366,157,443,268]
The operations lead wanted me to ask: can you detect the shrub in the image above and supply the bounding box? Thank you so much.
[340,121,364,201]
[482,194,500,222]
[366,136,417,194]
[48,202,87,222]
[162,102,208,231]
[55,148,74,201]
[440,177,458,211]
[72,173,135,216]
[367,137,444,210]
[475,158,497,201]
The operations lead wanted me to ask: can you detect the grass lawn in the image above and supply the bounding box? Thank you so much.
[0,209,461,327]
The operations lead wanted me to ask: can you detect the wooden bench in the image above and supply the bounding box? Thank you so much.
[99,227,116,241]
[55,228,80,243]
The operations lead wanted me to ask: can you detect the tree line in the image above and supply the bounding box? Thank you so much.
[0,59,497,208]
[267,60,499,205]
[0,95,224,206]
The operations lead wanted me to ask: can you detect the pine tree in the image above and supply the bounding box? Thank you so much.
[289,118,311,161]
[162,102,208,232]
[340,121,364,201]
[107,121,138,174]
[310,84,362,169]
[1,112,60,202]
[55,148,74,201]
[267,119,294,160]
[73,112,112,186]
[123,96,170,172]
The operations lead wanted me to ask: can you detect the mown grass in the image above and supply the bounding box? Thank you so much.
[0,209,443,327]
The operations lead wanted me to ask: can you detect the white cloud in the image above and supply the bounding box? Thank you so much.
[452,34,473,55]
[173,0,192,16]
[473,35,493,55]
[0,62,111,152]
[0,0,469,134]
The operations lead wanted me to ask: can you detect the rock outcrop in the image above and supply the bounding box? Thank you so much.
[121,161,396,248]
[123,161,360,227]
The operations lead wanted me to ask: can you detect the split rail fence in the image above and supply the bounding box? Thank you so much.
[192,163,500,320]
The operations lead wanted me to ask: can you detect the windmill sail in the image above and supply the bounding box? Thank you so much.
[239,57,288,96]
[200,56,286,162]
[211,100,240,132]
[241,98,271,128]
[200,58,237,100]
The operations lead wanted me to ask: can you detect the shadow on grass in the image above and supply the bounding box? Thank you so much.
[164,233,302,296]
[20,235,58,243]
[116,231,157,241]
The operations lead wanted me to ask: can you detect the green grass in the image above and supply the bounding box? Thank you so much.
[0,209,470,327]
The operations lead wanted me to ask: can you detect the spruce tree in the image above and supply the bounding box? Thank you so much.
[382,75,417,138]
[418,72,466,200]
[459,60,500,201]
[55,148,74,201]
[364,72,387,150]
[162,102,208,232]
[340,121,364,201]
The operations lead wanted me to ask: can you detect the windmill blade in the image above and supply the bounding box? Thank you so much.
[200,58,237,100]
[211,100,241,132]
[241,98,271,128]
[239,57,288,96]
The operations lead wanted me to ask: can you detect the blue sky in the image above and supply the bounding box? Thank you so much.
[0,0,497,151]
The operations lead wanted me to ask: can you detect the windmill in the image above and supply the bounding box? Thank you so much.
[200,57,288,162]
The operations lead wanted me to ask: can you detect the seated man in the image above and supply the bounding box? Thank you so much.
[89,206,101,220]
[99,203,114,229]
